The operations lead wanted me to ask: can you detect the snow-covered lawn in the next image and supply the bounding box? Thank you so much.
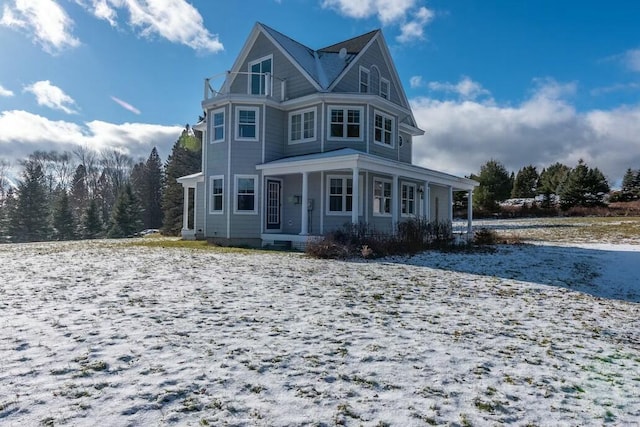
[1,222,639,426]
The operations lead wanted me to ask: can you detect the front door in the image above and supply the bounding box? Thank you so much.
[266,179,281,230]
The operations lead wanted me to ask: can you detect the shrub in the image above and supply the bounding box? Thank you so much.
[473,228,499,245]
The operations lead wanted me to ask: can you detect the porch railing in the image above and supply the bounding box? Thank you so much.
[204,71,286,101]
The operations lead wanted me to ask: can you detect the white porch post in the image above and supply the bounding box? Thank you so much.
[351,167,359,225]
[182,187,189,230]
[448,186,454,221]
[467,189,474,235]
[392,175,399,230]
[423,181,430,221]
[300,172,309,235]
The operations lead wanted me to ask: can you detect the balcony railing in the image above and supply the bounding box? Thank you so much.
[204,71,286,101]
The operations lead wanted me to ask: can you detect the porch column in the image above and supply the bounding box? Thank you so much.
[448,186,454,221]
[351,167,359,224]
[182,187,189,230]
[467,189,474,235]
[423,181,430,221]
[300,171,309,235]
[392,175,399,229]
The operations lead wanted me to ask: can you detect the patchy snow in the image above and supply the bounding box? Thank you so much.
[1,235,639,426]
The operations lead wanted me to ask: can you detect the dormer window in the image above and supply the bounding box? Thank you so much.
[249,55,272,95]
[359,66,369,93]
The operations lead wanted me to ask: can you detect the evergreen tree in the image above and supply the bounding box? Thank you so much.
[557,159,609,209]
[107,183,143,238]
[52,190,75,240]
[0,188,17,241]
[161,126,202,235]
[13,160,51,242]
[511,165,539,198]
[70,164,89,226]
[470,159,512,212]
[143,147,164,229]
[620,168,639,200]
[538,162,570,207]
[82,199,103,239]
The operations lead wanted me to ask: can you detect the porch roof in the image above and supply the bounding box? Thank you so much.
[176,172,204,187]
[256,149,478,191]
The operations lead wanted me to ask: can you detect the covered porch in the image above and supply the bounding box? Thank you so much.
[257,149,478,248]
[176,172,204,240]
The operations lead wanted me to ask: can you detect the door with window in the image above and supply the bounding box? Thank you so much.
[266,179,281,230]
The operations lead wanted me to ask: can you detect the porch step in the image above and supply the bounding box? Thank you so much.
[268,240,293,251]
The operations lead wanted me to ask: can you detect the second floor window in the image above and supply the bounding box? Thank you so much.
[211,110,224,143]
[249,56,272,95]
[289,108,315,143]
[374,112,394,146]
[236,107,258,141]
[329,106,362,140]
[380,78,390,99]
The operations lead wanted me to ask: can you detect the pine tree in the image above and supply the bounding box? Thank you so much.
[471,160,512,212]
[538,162,570,207]
[557,160,609,209]
[144,147,163,229]
[620,168,639,200]
[0,188,17,241]
[161,126,202,235]
[14,160,51,242]
[70,164,89,226]
[82,199,103,239]
[511,165,539,198]
[52,190,75,240]
[107,183,143,238]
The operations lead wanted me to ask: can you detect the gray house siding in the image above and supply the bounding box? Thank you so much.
[229,33,316,100]
[430,184,450,222]
[195,181,205,234]
[264,106,285,162]
[398,132,412,163]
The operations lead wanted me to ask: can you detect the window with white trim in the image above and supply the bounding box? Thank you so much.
[373,178,392,216]
[401,183,416,216]
[248,55,272,95]
[380,78,390,99]
[328,176,353,214]
[328,106,363,140]
[236,107,259,141]
[359,66,369,93]
[234,175,258,213]
[211,109,224,143]
[289,108,316,144]
[374,111,394,147]
[210,176,224,213]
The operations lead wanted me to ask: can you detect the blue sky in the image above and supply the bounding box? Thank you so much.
[1,0,639,185]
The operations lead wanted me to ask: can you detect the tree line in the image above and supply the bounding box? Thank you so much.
[467,158,640,213]
[0,125,202,243]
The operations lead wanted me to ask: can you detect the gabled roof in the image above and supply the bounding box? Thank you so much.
[239,23,380,91]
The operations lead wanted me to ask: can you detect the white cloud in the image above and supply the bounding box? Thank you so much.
[321,0,434,43]
[0,109,183,163]
[622,48,640,72]
[397,6,434,43]
[23,80,79,115]
[0,0,80,54]
[427,76,492,100]
[410,78,640,184]
[78,0,223,53]
[0,85,14,97]
[111,96,141,115]
[409,75,423,89]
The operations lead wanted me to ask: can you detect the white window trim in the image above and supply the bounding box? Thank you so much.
[326,174,363,216]
[247,54,273,96]
[373,177,393,217]
[359,66,370,93]
[327,105,364,142]
[288,107,317,145]
[210,108,225,144]
[373,110,395,148]
[401,182,417,217]
[235,106,260,142]
[380,77,390,99]
[209,175,224,214]
[234,174,258,215]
